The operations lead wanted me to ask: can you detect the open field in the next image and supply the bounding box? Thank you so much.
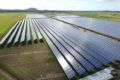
[0,13,25,37]
[68,12,120,22]
[0,41,67,80]
[45,11,120,22]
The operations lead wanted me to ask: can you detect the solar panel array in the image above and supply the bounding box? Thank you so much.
[55,15,120,41]
[31,18,120,79]
[26,14,47,19]
[0,15,43,47]
[0,14,120,79]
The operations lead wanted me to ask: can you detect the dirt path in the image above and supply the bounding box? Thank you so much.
[0,50,49,58]
[0,68,16,80]
[0,43,67,80]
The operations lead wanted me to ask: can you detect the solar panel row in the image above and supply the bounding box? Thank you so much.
[26,14,47,19]
[7,21,22,44]
[33,20,76,79]
[40,22,104,68]
[32,18,120,79]
[0,17,43,47]
[29,19,37,42]
[48,27,109,64]
[0,21,19,45]
[26,18,31,42]
[32,19,43,42]
[20,19,27,43]
[14,20,25,43]
[39,22,96,71]
[43,19,120,61]
[55,16,120,41]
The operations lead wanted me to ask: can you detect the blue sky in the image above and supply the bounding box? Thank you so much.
[0,0,119,11]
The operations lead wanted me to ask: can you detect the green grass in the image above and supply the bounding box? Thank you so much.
[0,74,7,80]
[68,12,120,22]
[0,41,67,80]
[0,13,25,37]
[44,11,120,22]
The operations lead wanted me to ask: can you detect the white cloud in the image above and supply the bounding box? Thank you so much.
[39,1,89,10]
[0,0,89,10]
[0,0,118,11]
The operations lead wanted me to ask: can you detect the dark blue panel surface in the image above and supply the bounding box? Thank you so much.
[49,19,120,61]
[26,19,31,42]
[14,20,24,43]
[38,18,120,62]
[0,21,19,45]
[7,21,21,44]
[41,23,105,67]
[20,19,27,42]
[31,19,43,40]
[36,20,86,75]
[29,19,37,41]
[56,16,120,40]
[33,20,76,79]
[39,21,100,70]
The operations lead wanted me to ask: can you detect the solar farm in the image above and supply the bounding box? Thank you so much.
[0,14,120,80]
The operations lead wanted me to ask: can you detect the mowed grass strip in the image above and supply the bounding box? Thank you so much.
[45,12,120,22]
[69,12,120,22]
[0,13,25,37]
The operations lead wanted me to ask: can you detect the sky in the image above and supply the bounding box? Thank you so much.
[0,0,120,11]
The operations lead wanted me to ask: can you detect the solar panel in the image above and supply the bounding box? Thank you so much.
[26,19,31,42]
[47,19,120,61]
[41,20,110,64]
[31,19,43,41]
[41,23,104,68]
[7,21,21,44]
[29,19,37,41]
[39,20,100,71]
[36,20,86,74]
[38,19,112,63]
[56,15,79,18]
[1,15,44,46]
[48,26,109,65]
[0,21,19,45]
[48,28,95,70]
[36,18,120,68]
[14,20,24,43]
[20,19,27,42]
[80,67,114,80]
[33,20,76,79]
[55,16,120,40]
[26,14,47,19]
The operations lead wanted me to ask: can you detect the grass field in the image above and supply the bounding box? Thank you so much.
[68,12,120,22]
[0,13,25,37]
[0,41,67,80]
[45,11,120,22]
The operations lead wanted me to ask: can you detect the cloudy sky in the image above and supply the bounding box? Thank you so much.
[0,0,119,11]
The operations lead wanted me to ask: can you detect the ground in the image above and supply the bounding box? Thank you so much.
[0,41,67,80]
[46,12,120,22]
[68,12,120,22]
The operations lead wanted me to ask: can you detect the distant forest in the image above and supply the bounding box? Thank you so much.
[0,8,120,13]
